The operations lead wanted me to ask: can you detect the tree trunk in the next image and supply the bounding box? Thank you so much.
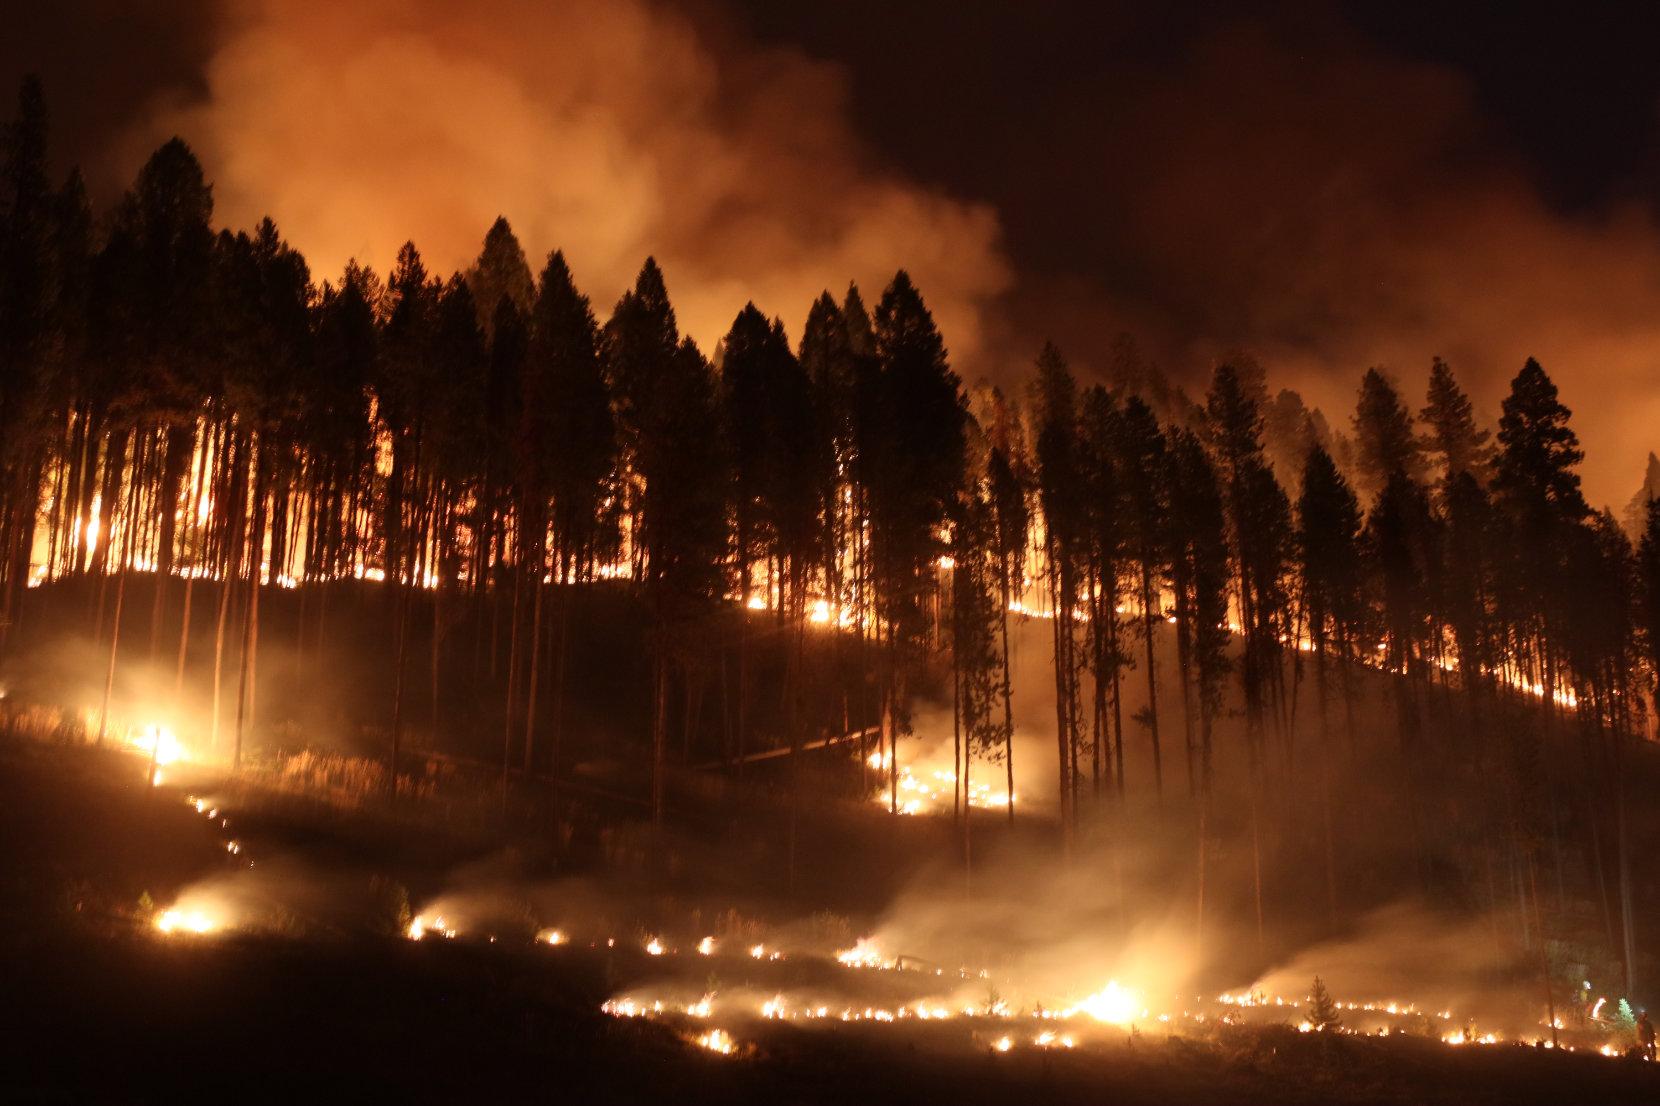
[523,572,545,773]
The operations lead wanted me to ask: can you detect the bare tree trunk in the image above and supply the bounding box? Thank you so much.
[549,568,571,805]
[389,586,412,799]
[522,572,544,772]
[234,452,268,770]
[1140,564,1163,797]
[1529,853,1559,1049]
[502,560,523,806]
[97,438,141,748]
[652,632,667,829]
[952,638,962,821]
[998,575,1016,824]
[1195,802,1208,965]
[1315,643,1337,927]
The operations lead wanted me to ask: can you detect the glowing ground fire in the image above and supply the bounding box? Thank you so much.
[593,935,1651,1064]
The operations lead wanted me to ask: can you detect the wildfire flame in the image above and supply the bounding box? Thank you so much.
[155,907,217,936]
[694,1028,736,1055]
[407,915,457,940]
[1070,981,1141,1026]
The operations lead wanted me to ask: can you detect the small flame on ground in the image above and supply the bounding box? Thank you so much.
[155,908,216,935]
[1071,981,1141,1026]
[407,915,456,941]
[836,937,888,969]
[694,1028,736,1055]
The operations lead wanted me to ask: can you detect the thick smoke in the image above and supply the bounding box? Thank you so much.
[9,5,1656,501]
[116,0,1009,360]
[986,18,1660,506]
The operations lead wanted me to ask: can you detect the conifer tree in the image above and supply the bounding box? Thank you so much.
[1117,395,1171,795]
[1352,368,1425,501]
[1297,444,1362,918]
[1308,976,1342,1032]
[983,391,1029,821]
[866,272,966,813]
[465,216,534,338]
[1419,357,1492,486]
[1030,343,1086,837]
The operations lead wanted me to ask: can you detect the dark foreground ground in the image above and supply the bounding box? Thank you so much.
[4,737,1660,1105]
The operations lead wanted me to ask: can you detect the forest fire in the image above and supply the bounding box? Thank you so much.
[8,8,1660,1099]
[108,720,189,785]
[568,915,1660,1067]
[1071,981,1142,1025]
[864,750,1013,815]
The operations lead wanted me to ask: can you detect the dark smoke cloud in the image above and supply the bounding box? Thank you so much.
[886,12,1660,507]
[1074,20,1660,509]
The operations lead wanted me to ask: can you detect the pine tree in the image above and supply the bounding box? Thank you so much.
[1639,498,1660,750]
[982,386,1029,821]
[1262,388,1321,493]
[1494,358,1587,523]
[1167,426,1231,959]
[1364,467,1439,885]
[1167,428,1231,795]
[1419,357,1492,486]
[1492,357,1588,717]
[1206,362,1289,949]
[1352,367,1425,500]
[1080,385,1131,800]
[1116,395,1170,795]
[949,476,1003,886]
[1297,444,1363,919]
[866,271,966,814]
[612,260,729,828]
[465,216,534,338]
[0,76,56,656]
[1030,343,1086,837]
[798,289,856,637]
[521,250,613,789]
[1621,452,1660,540]
[1308,976,1342,1032]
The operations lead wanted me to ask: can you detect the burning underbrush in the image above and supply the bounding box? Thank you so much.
[127,754,1650,1068]
[564,827,1658,1066]
[589,927,1652,1065]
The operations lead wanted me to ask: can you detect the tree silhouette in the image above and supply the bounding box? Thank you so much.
[1419,357,1492,486]
[1117,394,1171,796]
[1352,368,1426,500]
[1030,343,1086,840]
[982,388,1029,822]
[464,216,534,339]
[610,261,730,826]
[522,251,614,781]
[1297,443,1362,919]
[866,272,966,814]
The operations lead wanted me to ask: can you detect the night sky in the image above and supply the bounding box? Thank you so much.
[7,0,1659,502]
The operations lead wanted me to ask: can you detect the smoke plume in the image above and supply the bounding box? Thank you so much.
[119,0,1009,360]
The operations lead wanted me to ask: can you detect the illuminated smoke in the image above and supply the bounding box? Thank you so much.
[125,0,1009,359]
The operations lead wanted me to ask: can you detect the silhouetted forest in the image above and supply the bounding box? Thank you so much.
[4,76,1660,998]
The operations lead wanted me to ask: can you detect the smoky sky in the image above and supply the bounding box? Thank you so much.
[7,0,1660,505]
